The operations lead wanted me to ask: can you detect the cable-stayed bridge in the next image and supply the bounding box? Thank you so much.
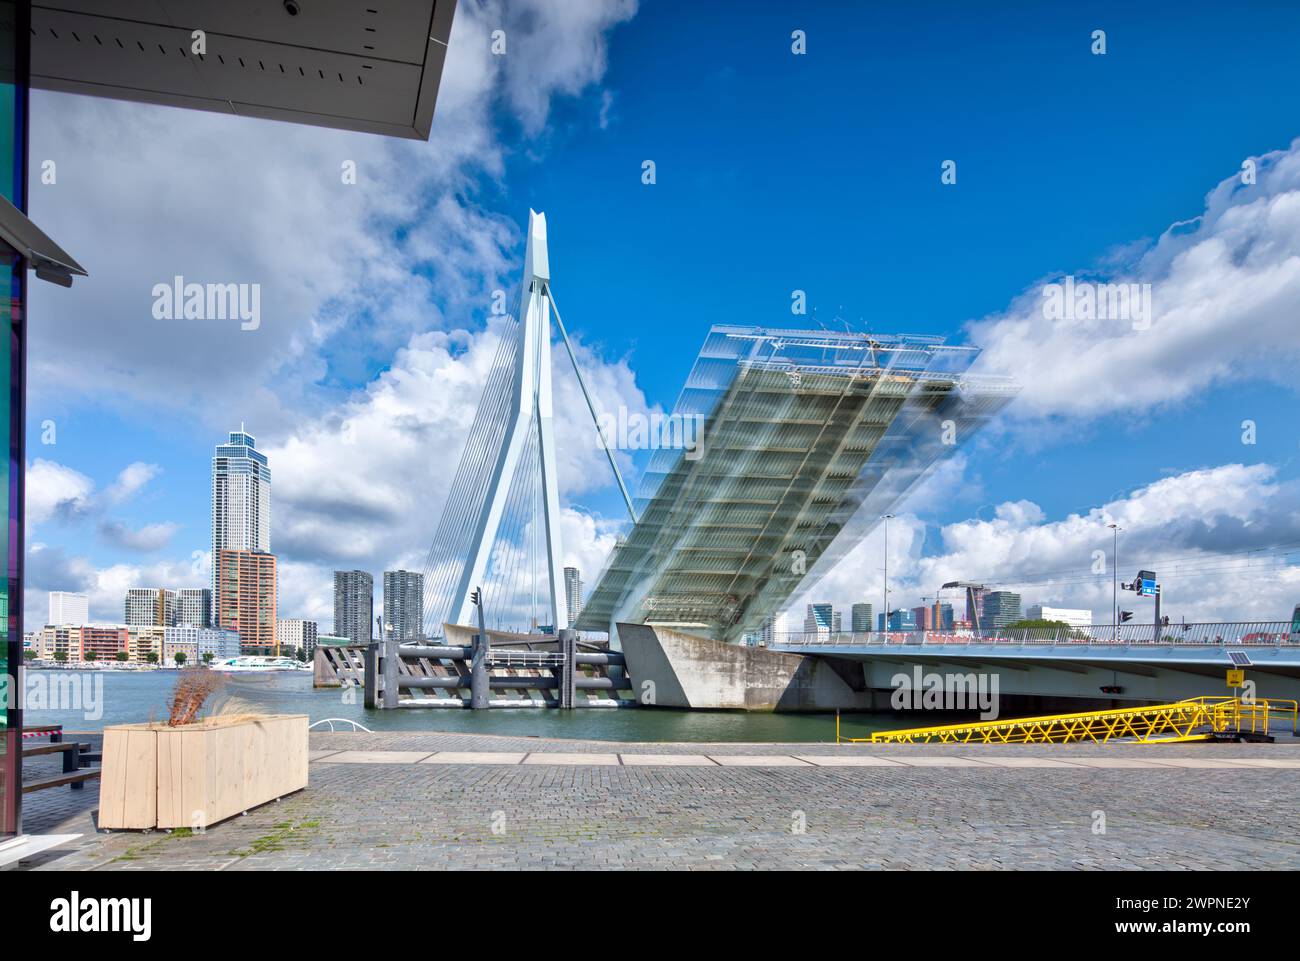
[416,209,1016,655]
[416,210,634,639]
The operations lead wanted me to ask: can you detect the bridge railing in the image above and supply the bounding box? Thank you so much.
[773,621,1296,648]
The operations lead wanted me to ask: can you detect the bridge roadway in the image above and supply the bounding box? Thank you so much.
[771,633,1300,703]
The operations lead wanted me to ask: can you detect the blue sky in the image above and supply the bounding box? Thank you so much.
[24,1,1300,629]
[504,1,1300,522]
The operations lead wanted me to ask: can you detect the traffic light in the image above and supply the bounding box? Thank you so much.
[1100,685,1124,694]
[1119,611,1134,623]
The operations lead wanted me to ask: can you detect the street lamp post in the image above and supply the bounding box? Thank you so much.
[882,514,894,631]
[1107,523,1122,642]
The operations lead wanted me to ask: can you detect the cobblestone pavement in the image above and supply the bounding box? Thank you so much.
[15,732,1300,870]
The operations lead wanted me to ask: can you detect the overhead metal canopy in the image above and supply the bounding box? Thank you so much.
[0,192,87,285]
[31,0,457,139]
[575,326,1017,644]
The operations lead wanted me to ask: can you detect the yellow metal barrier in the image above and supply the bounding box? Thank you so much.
[836,696,1299,745]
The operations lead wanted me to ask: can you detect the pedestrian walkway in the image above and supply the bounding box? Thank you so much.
[14,731,1300,871]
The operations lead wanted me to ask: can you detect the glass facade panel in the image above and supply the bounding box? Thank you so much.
[0,0,28,837]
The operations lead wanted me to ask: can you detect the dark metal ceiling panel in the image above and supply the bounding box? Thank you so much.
[31,0,455,139]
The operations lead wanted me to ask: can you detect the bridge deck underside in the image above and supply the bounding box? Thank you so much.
[577,328,1014,642]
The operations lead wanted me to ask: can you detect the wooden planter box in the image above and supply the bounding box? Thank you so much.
[98,714,308,830]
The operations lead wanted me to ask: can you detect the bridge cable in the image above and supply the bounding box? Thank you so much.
[544,284,639,525]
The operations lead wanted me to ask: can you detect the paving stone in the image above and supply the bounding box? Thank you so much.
[618,754,716,766]
[710,755,812,766]
[521,752,620,766]
[315,751,434,764]
[420,752,527,765]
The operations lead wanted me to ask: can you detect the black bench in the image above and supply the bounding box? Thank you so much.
[20,733,100,792]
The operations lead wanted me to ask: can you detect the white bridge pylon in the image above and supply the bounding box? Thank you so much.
[449,210,566,629]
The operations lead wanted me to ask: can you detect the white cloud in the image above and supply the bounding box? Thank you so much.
[22,0,641,631]
[28,0,640,435]
[792,463,1300,626]
[25,543,204,627]
[970,139,1300,421]
[102,462,162,505]
[26,459,94,524]
[26,458,162,531]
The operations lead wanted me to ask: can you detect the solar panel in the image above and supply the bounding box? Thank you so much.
[1228,651,1252,667]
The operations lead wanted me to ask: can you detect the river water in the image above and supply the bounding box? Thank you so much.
[22,669,911,743]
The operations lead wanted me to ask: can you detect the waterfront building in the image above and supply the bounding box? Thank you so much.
[78,625,128,662]
[888,608,918,631]
[912,605,933,630]
[162,634,199,666]
[804,603,835,638]
[934,601,955,630]
[165,625,240,664]
[178,588,212,628]
[276,618,318,657]
[564,567,583,628]
[127,625,167,664]
[984,591,1023,629]
[124,588,178,627]
[758,611,787,646]
[34,626,78,661]
[850,603,873,633]
[47,591,88,627]
[216,550,278,652]
[1026,605,1093,628]
[334,570,374,645]
[212,427,271,623]
[199,627,241,662]
[383,570,424,641]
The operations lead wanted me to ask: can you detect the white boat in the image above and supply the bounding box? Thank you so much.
[208,655,310,673]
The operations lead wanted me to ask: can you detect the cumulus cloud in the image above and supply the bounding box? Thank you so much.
[22,0,641,630]
[25,543,204,627]
[26,458,163,532]
[27,459,94,524]
[262,316,647,626]
[792,463,1300,626]
[970,139,1300,421]
[28,0,639,433]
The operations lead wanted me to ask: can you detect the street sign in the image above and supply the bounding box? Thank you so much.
[1135,570,1157,597]
[1226,669,1245,687]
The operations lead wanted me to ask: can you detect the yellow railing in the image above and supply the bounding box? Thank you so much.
[835,696,1299,745]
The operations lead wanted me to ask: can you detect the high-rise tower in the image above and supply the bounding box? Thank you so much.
[211,427,271,623]
[564,567,583,628]
[383,570,424,641]
[335,570,374,645]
